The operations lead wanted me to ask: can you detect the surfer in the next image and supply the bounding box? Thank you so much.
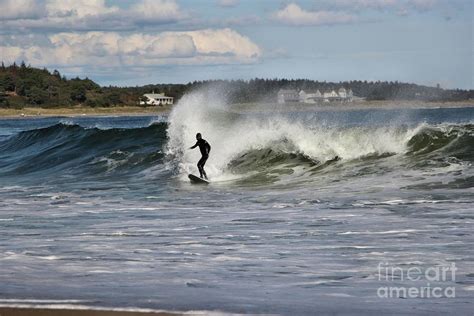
[189,133,211,180]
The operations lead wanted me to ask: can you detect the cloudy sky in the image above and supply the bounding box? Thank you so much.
[0,0,472,88]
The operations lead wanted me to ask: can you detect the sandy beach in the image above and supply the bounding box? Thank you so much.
[0,307,182,316]
[0,105,172,118]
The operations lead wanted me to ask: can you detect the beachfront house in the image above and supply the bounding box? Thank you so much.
[278,89,300,104]
[301,88,354,104]
[279,87,355,104]
[299,90,322,103]
[139,92,174,106]
[338,87,347,98]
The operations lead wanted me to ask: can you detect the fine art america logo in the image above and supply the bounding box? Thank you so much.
[377,262,457,298]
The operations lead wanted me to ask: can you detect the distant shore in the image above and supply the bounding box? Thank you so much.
[231,100,474,113]
[1,100,473,118]
[0,105,172,118]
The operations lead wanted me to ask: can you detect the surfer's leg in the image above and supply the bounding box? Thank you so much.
[197,156,206,178]
[197,161,203,177]
[198,156,208,179]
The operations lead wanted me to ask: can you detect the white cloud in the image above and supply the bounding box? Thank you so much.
[130,0,186,22]
[272,3,356,26]
[45,0,119,18]
[0,0,187,31]
[268,0,461,26]
[0,0,45,20]
[330,0,398,11]
[182,29,260,60]
[320,0,440,14]
[1,46,23,61]
[1,29,262,67]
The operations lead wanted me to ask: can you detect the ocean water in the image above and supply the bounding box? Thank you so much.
[0,95,473,315]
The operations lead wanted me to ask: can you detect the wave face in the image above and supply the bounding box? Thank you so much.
[0,121,167,180]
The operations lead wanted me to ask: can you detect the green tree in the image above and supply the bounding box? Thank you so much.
[27,86,49,105]
[107,91,122,105]
[0,73,15,91]
[0,89,9,107]
[53,69,61,79]
[70,86,87,103]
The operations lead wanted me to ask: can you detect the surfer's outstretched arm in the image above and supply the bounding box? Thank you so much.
[189,142,198,149]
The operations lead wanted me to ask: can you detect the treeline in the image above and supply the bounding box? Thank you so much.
[1,63,472,108]
[192,79,474,103]
[0,62,184,108]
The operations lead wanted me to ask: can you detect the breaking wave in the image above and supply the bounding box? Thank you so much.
[0,91,472,188]
[165,90,473,184]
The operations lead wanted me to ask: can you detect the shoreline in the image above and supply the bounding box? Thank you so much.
[0,307,181,316]
[0,101,473,119]
[231,100,474,114]
[0,106,172,119]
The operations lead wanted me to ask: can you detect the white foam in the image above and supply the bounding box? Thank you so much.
[59,119,75,126]
[0,185,24,191]
[339,229,420,235]
[37,255,62,260]
[323,293,354,297]
[149,115,168,125]
[0,299,87,304]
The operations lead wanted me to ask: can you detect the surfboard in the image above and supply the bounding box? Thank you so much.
[188,174,209,184]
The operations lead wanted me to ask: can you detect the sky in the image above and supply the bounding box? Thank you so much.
[0,0,472,89]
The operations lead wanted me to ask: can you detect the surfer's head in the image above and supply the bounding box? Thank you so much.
[196,133,202,140]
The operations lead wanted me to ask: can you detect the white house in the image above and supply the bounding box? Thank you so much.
[299,90,306,102]
[338,87,347,98]
[299,90,322,103]
[299,88,354,103]
[322,91,336,102]
[140,92,174,106]
[278,89,299,104]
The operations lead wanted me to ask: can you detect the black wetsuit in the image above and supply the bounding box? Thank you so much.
[191,139,211,179]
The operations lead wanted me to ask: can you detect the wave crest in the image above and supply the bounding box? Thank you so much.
[165,90,473,184]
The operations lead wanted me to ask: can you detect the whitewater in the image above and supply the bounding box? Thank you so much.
[0,91,473,315]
